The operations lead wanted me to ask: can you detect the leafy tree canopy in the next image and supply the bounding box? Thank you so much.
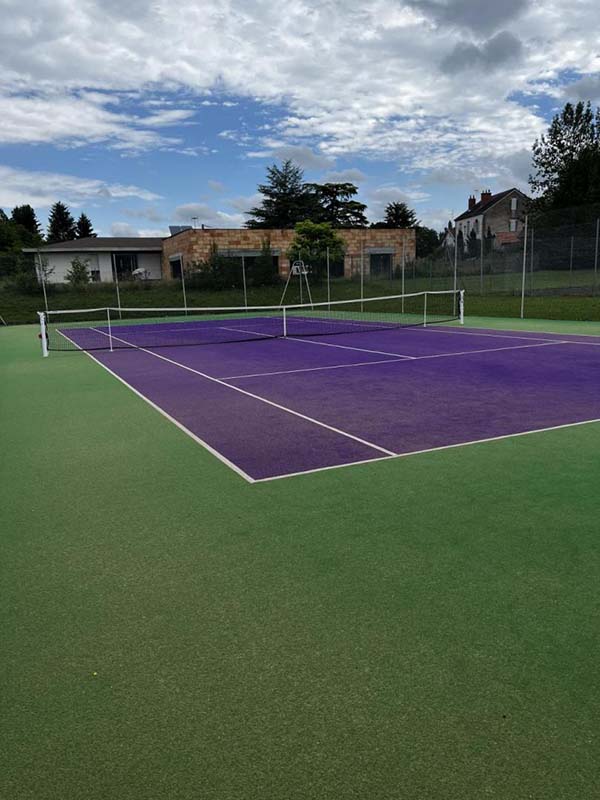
[47,202,77,244]
[530,101,600,212]
[305,182,368,227]
[415,226,441,258]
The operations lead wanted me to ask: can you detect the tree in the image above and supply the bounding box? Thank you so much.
[415,226,441,258]
[456,229,465,259]
[65,256,91,286]
[11,205,42,239]
[530,101,600,211]
[75,212,96,239]
[246,161,318,228]
[372,201,418,228]
[306,183,368,227]
[467,228,479,259]
[287,221,345,281]
[47,202,76,244]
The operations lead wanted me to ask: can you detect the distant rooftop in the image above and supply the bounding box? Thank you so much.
[24,236,164,252]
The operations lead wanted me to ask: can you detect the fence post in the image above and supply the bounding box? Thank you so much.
[453,227,458,315]
[326,247,331,309]
[360,244,364,312]
[569,235,574,283]
[111,253,122,319]
[520,215,529,319]
[241,255,248,308]
[529,227,534,295]
[402,240,406,313]
[181,260,188,314]
[479,235,484,295]
[36,251,49,314]
[594,218,599,295]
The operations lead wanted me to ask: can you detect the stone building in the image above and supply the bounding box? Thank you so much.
[454,188,530,248]
[161,227,415,280]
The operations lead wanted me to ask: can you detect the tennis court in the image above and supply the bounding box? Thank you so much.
[41,291,600,482]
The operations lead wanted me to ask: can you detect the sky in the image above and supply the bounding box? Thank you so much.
[1,0,599,237]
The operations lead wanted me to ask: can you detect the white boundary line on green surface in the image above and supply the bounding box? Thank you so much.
[252,416,600,483]
[223,340,569,380]
[89,328,396,458]
[57,330,257,483]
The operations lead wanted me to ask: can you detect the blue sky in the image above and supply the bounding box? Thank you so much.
[1,0,599,237]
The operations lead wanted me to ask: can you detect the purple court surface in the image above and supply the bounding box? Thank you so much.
[62,323,600,482]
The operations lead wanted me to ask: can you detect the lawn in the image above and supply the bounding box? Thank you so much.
[2,318,600,799]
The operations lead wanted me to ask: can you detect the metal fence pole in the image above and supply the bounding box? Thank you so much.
[569,235,574,284]
[326,247,331,309]
[241,255,248,308]
[111,253,122,319]
[181,260,188,314]
[529,227,534,295]
[36,250,49,314]
[453,228,458,314]
[360,244,364,311]
[479,235,484,295]
[520,215,529,319]
[594,218,599,295]
[401,240,406,313]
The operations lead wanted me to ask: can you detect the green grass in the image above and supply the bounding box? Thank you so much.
[2,270,600,325]
[2,321,600,799]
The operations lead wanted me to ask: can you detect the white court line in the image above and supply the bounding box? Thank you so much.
[222,339,571,380]
[423,326,565,343]
[286,336,417,358]
[89,328,396,457]
[253,416,600,483]
[56,330,256,483]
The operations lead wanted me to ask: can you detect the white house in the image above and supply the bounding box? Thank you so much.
[24,237,163,283]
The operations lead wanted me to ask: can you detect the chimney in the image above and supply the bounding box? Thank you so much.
[468,195,476,211]
[480,189,492,204]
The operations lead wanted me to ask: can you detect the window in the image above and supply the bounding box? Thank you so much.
[90,269,101,282]
[509,219,517,232]
[114,253,138,279]
[511,197,518,211]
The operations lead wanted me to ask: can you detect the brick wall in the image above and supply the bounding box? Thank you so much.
[161,227,415,279]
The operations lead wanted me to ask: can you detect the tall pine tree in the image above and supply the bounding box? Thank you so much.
[246,161,318,228]
[47,202,77,243]
[75,212,96,238]
[371,202,418,228]
[11,205,42,238]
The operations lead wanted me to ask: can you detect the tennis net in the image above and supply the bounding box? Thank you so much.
[38,289,464,354]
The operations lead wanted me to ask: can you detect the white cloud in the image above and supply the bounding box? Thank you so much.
[110,222,167,237]
[324,168,367,184]
[173,202,245,227]
[0,164,161,209]
[0,0,598,195]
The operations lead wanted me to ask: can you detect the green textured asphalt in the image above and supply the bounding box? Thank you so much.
[2,322,600,800]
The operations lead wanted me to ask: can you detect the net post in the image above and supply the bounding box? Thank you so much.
[106,307,113,352]
[401,241,406,313]
[459,290,465,325]
[282,306,287,338]
[38,311,48,357]
[423,292,427,327]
